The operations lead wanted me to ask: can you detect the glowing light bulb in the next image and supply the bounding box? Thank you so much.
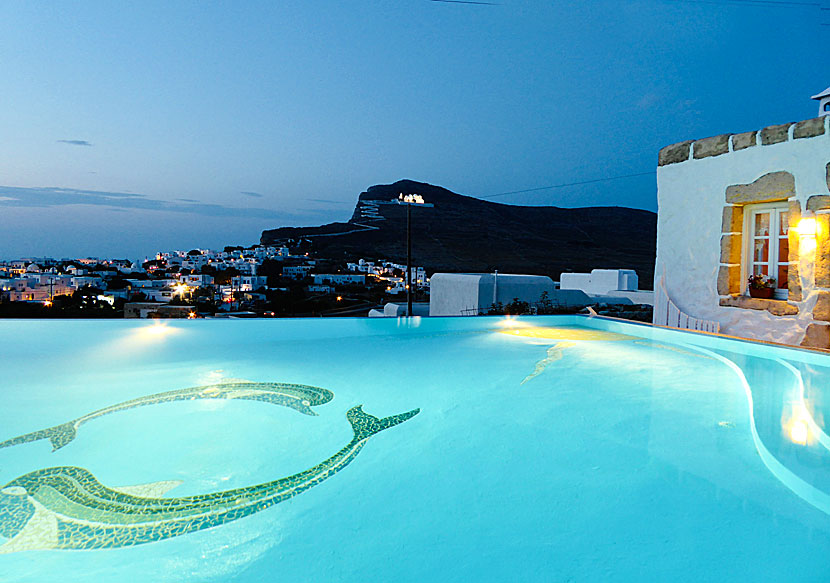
[796,218,817,237]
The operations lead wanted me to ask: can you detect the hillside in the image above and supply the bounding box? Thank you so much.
[261,180,657,289]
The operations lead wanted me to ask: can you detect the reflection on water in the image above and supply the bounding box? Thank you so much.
[505,324,830,516]
[790,416,809,446]
[687,346,830,515]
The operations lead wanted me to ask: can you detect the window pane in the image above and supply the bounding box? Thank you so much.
[779,211,789,236]
[755,212,770,236]
[779,236,789,262]
[753,264,768,276]
[754,239,769,262]
[778,265,788,289]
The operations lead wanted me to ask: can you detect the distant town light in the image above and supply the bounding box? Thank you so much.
[336,296,342,301]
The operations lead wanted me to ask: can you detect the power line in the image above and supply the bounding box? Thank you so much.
[480,171,656,199]
[665,0,821,7]
[428,0,500,5]
[432,0,826,8]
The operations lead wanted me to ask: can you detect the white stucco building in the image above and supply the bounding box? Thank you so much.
[231,275,268,291]
[312,274,366,285]
[429,273,591,316]
[559,269,654,305]
[654,111,830,347]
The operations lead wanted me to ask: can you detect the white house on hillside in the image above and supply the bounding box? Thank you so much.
[654,96,830,347]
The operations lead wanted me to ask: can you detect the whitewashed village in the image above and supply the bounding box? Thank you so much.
[0,245,428,318]
[0,242,643,319]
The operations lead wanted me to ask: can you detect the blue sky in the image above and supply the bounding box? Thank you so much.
[0,0,825,259]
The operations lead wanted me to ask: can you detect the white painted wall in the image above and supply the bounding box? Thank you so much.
[655,117,830,344]
[429,273,589,316]
[560,269,639,294]
[429,273,489,316]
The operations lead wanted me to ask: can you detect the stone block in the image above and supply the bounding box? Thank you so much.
[732,131,757,151]
[719,234,741,264]
[718,296,798,316]
[725,171,795,204]
[793,117,826,139]
[807,195,830,212]
[788,200,802,302]
[721,205,743,233]
[789,198,802,225]
[801,323,830,349]
[816,214,830,288]
[693,134,730,159]
[760,123,793,145]
[788,267,802,302]
[813,291,830,322]
[717,265,740,295]
[658,141,692,166]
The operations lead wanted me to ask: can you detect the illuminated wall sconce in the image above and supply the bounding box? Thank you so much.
[796,211,817,237]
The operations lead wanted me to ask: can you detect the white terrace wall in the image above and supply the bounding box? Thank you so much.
[429,273,563,316]
[655,116,830,347]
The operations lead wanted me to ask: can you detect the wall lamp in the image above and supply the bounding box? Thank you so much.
[796,210,817,238]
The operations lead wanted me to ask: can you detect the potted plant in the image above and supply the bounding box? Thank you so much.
[747,274,776,299]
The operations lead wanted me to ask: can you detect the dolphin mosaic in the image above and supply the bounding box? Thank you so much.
[0,405,420,553]
[0,382,333,452]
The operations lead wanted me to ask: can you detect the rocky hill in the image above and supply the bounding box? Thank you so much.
[261,180,657,289]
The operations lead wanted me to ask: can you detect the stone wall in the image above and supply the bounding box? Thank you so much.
[655,116,830,347]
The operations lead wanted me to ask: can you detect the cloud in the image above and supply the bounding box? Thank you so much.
[307,198,351,205]
[0,185,308,220]
[240,191,264,198]
[176,198,200,203]
[57,140,93,147]
[635,93,660,110]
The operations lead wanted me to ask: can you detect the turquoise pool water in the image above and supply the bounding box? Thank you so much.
[1,315,829,581]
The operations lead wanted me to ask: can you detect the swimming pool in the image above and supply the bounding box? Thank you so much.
[1,315,829,581]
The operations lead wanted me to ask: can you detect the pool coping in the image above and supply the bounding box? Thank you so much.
[577,312,830,355]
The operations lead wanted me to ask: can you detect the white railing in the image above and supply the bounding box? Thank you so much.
[653,273,720,333]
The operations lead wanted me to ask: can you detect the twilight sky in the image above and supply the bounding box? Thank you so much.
[0,0,826,259]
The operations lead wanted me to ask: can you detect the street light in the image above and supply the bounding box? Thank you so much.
[397,193,434,316]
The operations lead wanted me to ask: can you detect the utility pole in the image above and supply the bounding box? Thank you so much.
[398,193,433,317]
[406,201,412,317]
